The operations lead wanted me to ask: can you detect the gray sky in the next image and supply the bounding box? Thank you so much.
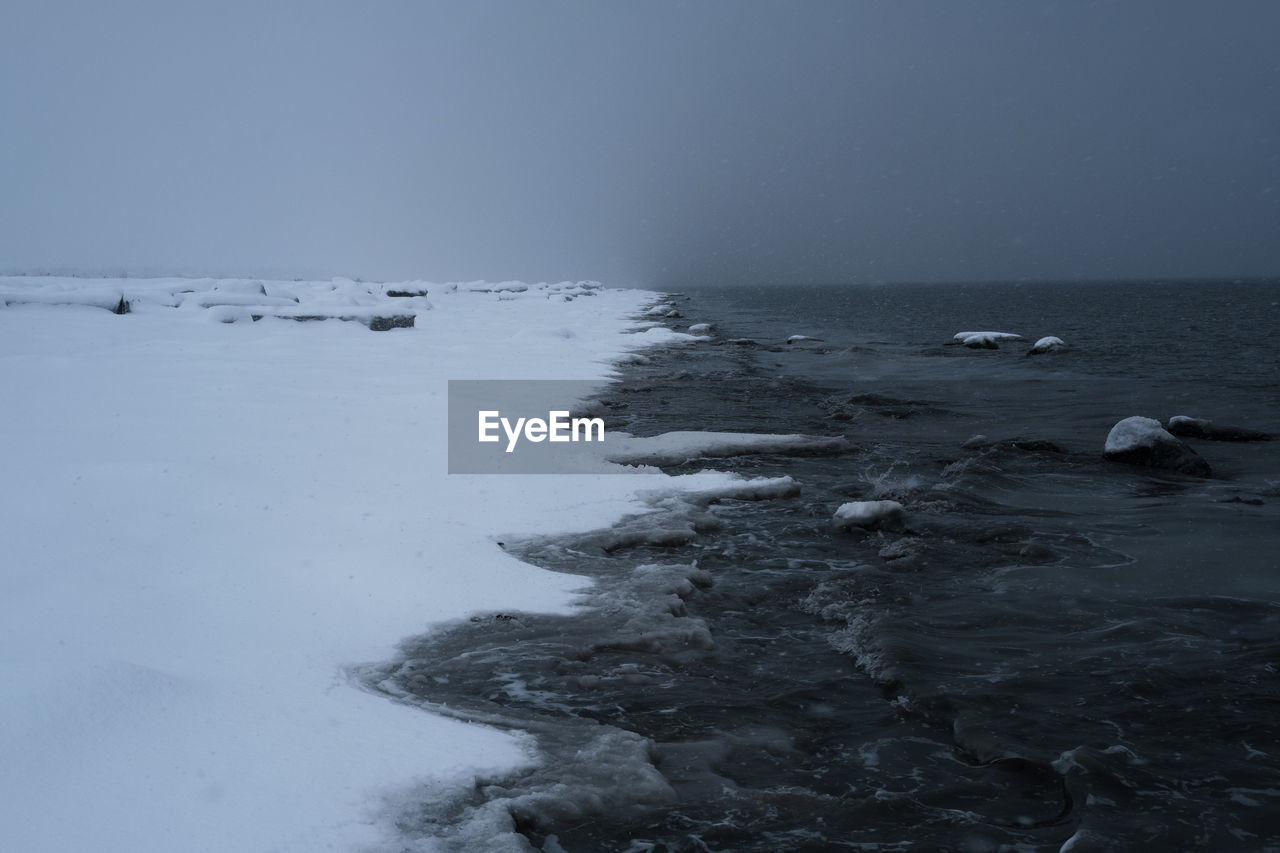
[2,0,1278,286]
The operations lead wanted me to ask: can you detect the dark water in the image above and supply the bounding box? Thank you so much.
[366,281,1280,852]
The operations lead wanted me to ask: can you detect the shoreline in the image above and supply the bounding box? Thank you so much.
[0,275,690,852]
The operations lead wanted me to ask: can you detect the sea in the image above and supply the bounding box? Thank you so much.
[368,280,1280,852]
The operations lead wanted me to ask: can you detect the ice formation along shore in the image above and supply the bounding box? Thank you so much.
[0,276,847,853]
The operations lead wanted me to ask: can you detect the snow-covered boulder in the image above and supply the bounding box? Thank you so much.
[687,323,713,334]
[952,331,1023,349]
[1104,416,1211,476]
[833,500,906,532]
[954,330,1024,342]
[1167,415,1272,442]
[1027,335,1067,355]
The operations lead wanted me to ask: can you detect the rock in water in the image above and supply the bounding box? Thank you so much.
[833,500,906,532]
[1027,335,1067,355]
[1104,416,1211,476]
[1167,415,1272,442]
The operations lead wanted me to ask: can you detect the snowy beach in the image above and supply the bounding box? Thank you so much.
[0,276,696,851]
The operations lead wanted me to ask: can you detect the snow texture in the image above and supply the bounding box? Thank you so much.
[0,275,713,853]
[952,330,1025,342]
[605,431,850,467]
[1104,416,1169,454]
[1028,335,1067,354]
[832,500,906,531]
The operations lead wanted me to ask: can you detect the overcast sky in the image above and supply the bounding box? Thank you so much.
[2,0,1278,286]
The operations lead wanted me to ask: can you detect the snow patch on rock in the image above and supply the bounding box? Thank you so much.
[833,500,906,531]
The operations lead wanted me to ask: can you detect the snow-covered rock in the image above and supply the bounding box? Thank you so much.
[1027,335,1067,355]
[833,500,906,532]
[962,334,1000,349]
[952,330,1024,349]
[1104,416,1211,476]
[687,322,713,334]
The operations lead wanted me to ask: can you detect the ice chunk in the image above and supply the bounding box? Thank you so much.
[606,431,849,467]
[639,475,800,506]
[833,500,906,531]
[624,327,708,346]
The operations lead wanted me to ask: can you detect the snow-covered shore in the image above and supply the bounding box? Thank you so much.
[0,276,696,852]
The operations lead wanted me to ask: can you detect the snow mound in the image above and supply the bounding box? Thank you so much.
[1104,416,1211,476]
[833,500,906,531]
[1,285,131,313]
[687,322,713,334]
[605,431,850,467]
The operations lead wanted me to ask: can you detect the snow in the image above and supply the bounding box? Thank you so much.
[623,326,706,345]
[687,322,713,334]
[1104,415,1212,475]
[1168,415,1210,431]
[832,500,906,530]
[1104,415,1167,454]
[1029,335,1067,353]
[952,330,1024,342]
[0,275,716,852]
[787,334,822,343]
[604,431,850,467]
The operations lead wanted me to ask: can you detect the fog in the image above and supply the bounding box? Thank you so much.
[2,0,1278,286]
